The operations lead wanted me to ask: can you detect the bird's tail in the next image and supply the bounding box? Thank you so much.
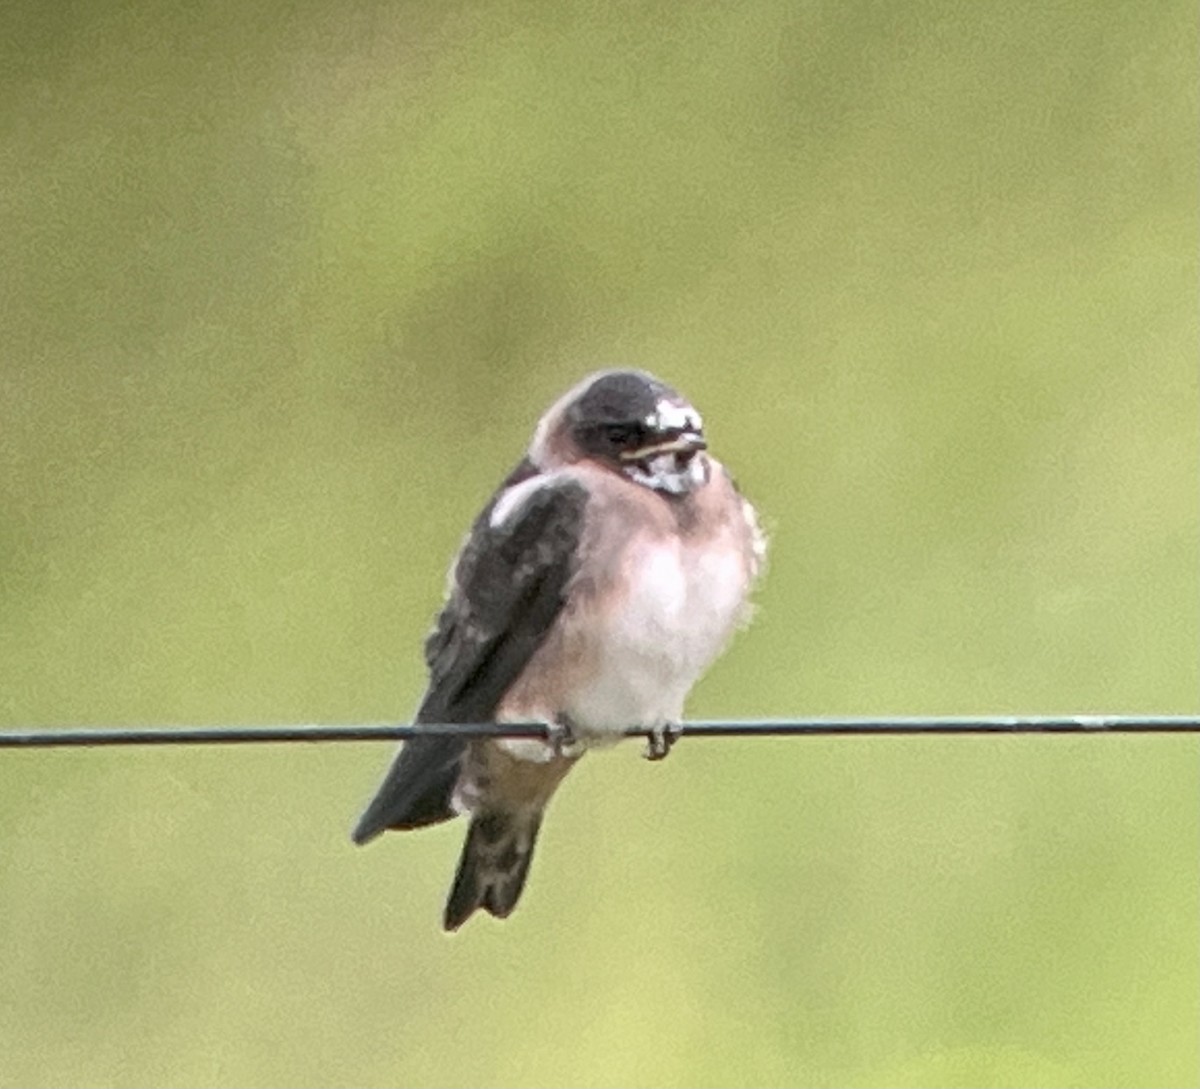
[443,809,543,931]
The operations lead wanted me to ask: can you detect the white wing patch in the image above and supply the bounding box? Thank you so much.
[489,472,562,531]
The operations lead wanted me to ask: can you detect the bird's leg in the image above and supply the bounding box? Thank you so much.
[643,721,682,762]
[545,715,586,760]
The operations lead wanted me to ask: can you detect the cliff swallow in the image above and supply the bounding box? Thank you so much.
[352,369,766,930]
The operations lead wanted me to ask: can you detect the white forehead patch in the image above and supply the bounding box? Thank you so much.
[647,399,702,433]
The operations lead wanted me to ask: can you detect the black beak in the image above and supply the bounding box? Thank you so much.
[619,430,707,461]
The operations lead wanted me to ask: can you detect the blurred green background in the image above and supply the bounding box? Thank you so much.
[2,1,1197,1086]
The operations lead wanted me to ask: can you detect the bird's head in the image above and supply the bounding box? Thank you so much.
[532,369,710,497]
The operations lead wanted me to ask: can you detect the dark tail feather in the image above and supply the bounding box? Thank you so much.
[443,810,543,931]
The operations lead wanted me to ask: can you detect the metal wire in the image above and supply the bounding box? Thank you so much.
[0,716,1197,749]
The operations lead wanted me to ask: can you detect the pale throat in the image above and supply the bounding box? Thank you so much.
[623,397,708,495]
[624,451,709,495]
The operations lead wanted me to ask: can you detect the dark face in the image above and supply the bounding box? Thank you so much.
[567,371,709,496]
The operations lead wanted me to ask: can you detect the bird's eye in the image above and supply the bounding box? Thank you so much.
[602,423,641,447]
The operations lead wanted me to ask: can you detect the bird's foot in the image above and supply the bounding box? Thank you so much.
[643,722,682,762]
[545,717,586,760]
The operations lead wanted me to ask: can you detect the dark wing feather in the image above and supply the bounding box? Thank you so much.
[351,464,588,844]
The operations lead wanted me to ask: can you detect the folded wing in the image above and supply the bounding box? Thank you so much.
[351,466,589,844]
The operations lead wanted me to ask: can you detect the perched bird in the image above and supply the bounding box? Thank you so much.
[351,369,766,930]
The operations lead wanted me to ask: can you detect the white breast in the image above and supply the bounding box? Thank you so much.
[564,532,750,740]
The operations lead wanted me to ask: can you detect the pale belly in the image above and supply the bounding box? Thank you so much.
[562,533,750,741]
[492,462,764,765]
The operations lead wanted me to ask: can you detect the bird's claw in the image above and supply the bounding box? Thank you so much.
[643,722,682,761]
[545,718,585,759]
